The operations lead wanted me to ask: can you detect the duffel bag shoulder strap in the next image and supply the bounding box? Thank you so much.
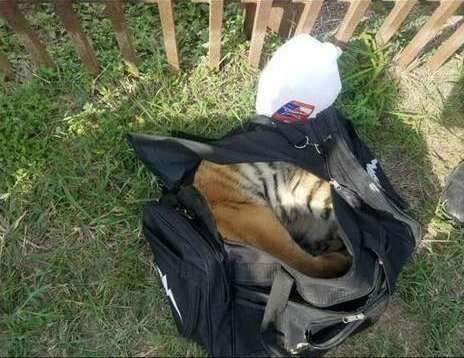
[261,269,389,356]
[260,269,295,356]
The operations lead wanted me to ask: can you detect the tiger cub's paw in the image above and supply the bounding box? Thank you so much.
[314,251,352,278]
[300,236,345,256]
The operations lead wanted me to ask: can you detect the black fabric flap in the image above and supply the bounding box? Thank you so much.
[127,114,332,190]
[127,133,201,190]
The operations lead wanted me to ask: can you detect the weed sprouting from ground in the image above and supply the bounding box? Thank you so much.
[337,33,397,134]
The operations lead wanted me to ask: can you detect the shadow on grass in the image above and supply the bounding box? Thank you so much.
[389,69,464,355]
[440,72,464,132]
[0,51,253,355]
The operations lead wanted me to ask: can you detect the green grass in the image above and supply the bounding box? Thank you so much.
[1,1,463,356]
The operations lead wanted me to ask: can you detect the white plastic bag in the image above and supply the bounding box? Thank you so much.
[256,34,342,123]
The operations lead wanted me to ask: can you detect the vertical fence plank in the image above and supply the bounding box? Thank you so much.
[0,51,13,78]
[426,21,464,71]
[0,0,54,68]
[376,0,418,47]
[396,0,463,70]
[334,0,371,45]
[106,0,138,71]
[208,0,224,69]
[157,0,180,71]
[54,0,100,75]
[248,0,273,69]
[294,0,324,35]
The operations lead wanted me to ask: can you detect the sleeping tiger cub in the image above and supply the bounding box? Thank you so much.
[193,161,352,278]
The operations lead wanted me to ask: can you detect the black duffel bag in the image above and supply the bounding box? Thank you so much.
[128,107,421,356]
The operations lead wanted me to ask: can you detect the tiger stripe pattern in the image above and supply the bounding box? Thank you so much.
[193,160,351,278]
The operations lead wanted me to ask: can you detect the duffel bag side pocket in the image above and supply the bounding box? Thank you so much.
[143,201,232,356]
[152,237,202,337]
[144,212,203,338]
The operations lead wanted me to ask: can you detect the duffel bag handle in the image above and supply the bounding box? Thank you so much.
[260,269,368,356]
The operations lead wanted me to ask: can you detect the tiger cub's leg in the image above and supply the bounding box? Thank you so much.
[211,202,351,278]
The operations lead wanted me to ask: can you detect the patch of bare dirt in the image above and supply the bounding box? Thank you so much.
[373,296,427,354]
[395,56,464,245]
[398,58,464,186]
[312,1,349,40]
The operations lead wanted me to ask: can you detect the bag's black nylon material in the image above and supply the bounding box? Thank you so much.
[129,106,421,357]
[143,202,234,356]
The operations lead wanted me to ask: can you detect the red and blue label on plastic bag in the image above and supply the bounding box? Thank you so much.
[271,100,315,123]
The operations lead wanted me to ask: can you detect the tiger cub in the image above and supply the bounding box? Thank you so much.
[193,161,352,278]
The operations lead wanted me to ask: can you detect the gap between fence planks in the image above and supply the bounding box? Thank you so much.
[293,0,324,35]
[334,0,371,46]
[242,1,256,40]
[55,0,100,75]
[376,0,418,47]
[106,0,139,72]
[0,0,54,68]
[426,20,464,72]
[157,0,180,71]
[248,0,273,69]
[192,0,224,69]
[267,0,297,39]
[396,0,464,70]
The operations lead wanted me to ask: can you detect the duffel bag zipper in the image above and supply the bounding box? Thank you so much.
[342,313,365,323]
[331,142,418,245]
[290,313,366,354]
[183,210,230,305]
[334,163,417,251]
[329,178,361,202]
[310,312,365,326]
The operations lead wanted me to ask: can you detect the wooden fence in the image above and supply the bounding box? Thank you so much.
[0,0,463,79]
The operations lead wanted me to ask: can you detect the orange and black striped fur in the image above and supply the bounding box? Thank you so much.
[193,161,351,278]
